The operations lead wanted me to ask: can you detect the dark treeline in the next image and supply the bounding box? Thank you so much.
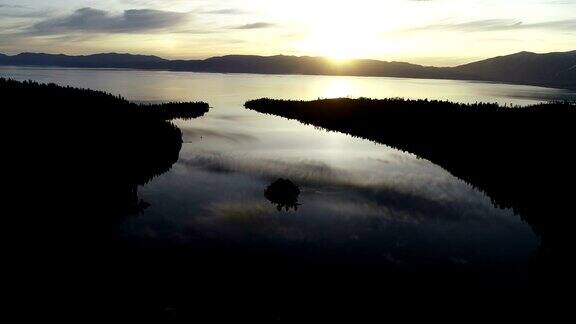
[3,77,209,219]
[245,97,576,274]
[3,77,209,212]
[1,78,209,120]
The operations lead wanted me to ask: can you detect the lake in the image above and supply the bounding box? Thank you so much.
[4,66,576,278]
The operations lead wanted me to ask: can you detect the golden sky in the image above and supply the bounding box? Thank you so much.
[1,0,575,66]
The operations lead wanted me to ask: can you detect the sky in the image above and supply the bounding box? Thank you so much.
[0,0,575,66]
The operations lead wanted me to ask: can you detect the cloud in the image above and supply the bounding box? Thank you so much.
[411,18,576,32]
[0,3,51,18]
[233,22,275,30]
[29,7,191,35]
[441,19,523,32]
[526,19,576,30]
[204,8,246,15]
[0,4,27,8]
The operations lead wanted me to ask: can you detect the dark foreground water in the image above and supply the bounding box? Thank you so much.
[4,66,575,319]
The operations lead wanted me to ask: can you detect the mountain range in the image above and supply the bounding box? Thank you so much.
[1,50,574,89]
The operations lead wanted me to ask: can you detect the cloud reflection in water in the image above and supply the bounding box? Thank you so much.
[133,146,537,270]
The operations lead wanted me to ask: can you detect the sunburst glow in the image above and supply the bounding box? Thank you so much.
[0,0,574,65]
[295,2,386,61]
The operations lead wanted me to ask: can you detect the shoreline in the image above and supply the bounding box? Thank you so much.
[2,63,575,92]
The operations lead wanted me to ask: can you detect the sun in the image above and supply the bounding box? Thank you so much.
[313,33,360,61]
[298,22,370,61]
[296,5,383,61]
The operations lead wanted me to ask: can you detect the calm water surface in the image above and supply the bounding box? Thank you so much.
[5,66,575,273]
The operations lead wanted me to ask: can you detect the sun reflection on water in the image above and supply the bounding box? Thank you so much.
[322,79,354,98]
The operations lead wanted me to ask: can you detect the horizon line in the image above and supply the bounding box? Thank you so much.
[2,49,575,68]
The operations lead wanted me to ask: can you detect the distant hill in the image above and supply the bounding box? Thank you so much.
[0,52,168,69]
[451,51,576,89]
[1,51,574,89]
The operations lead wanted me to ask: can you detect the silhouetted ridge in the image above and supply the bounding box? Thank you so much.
[1,50,574,89]
[245,97,576,272]
[452,50,576,89]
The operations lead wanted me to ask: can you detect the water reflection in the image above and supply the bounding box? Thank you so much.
[6,68,570,319]
[322,79,353,98]
[3,66,575,106]
[133,146,536,272]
